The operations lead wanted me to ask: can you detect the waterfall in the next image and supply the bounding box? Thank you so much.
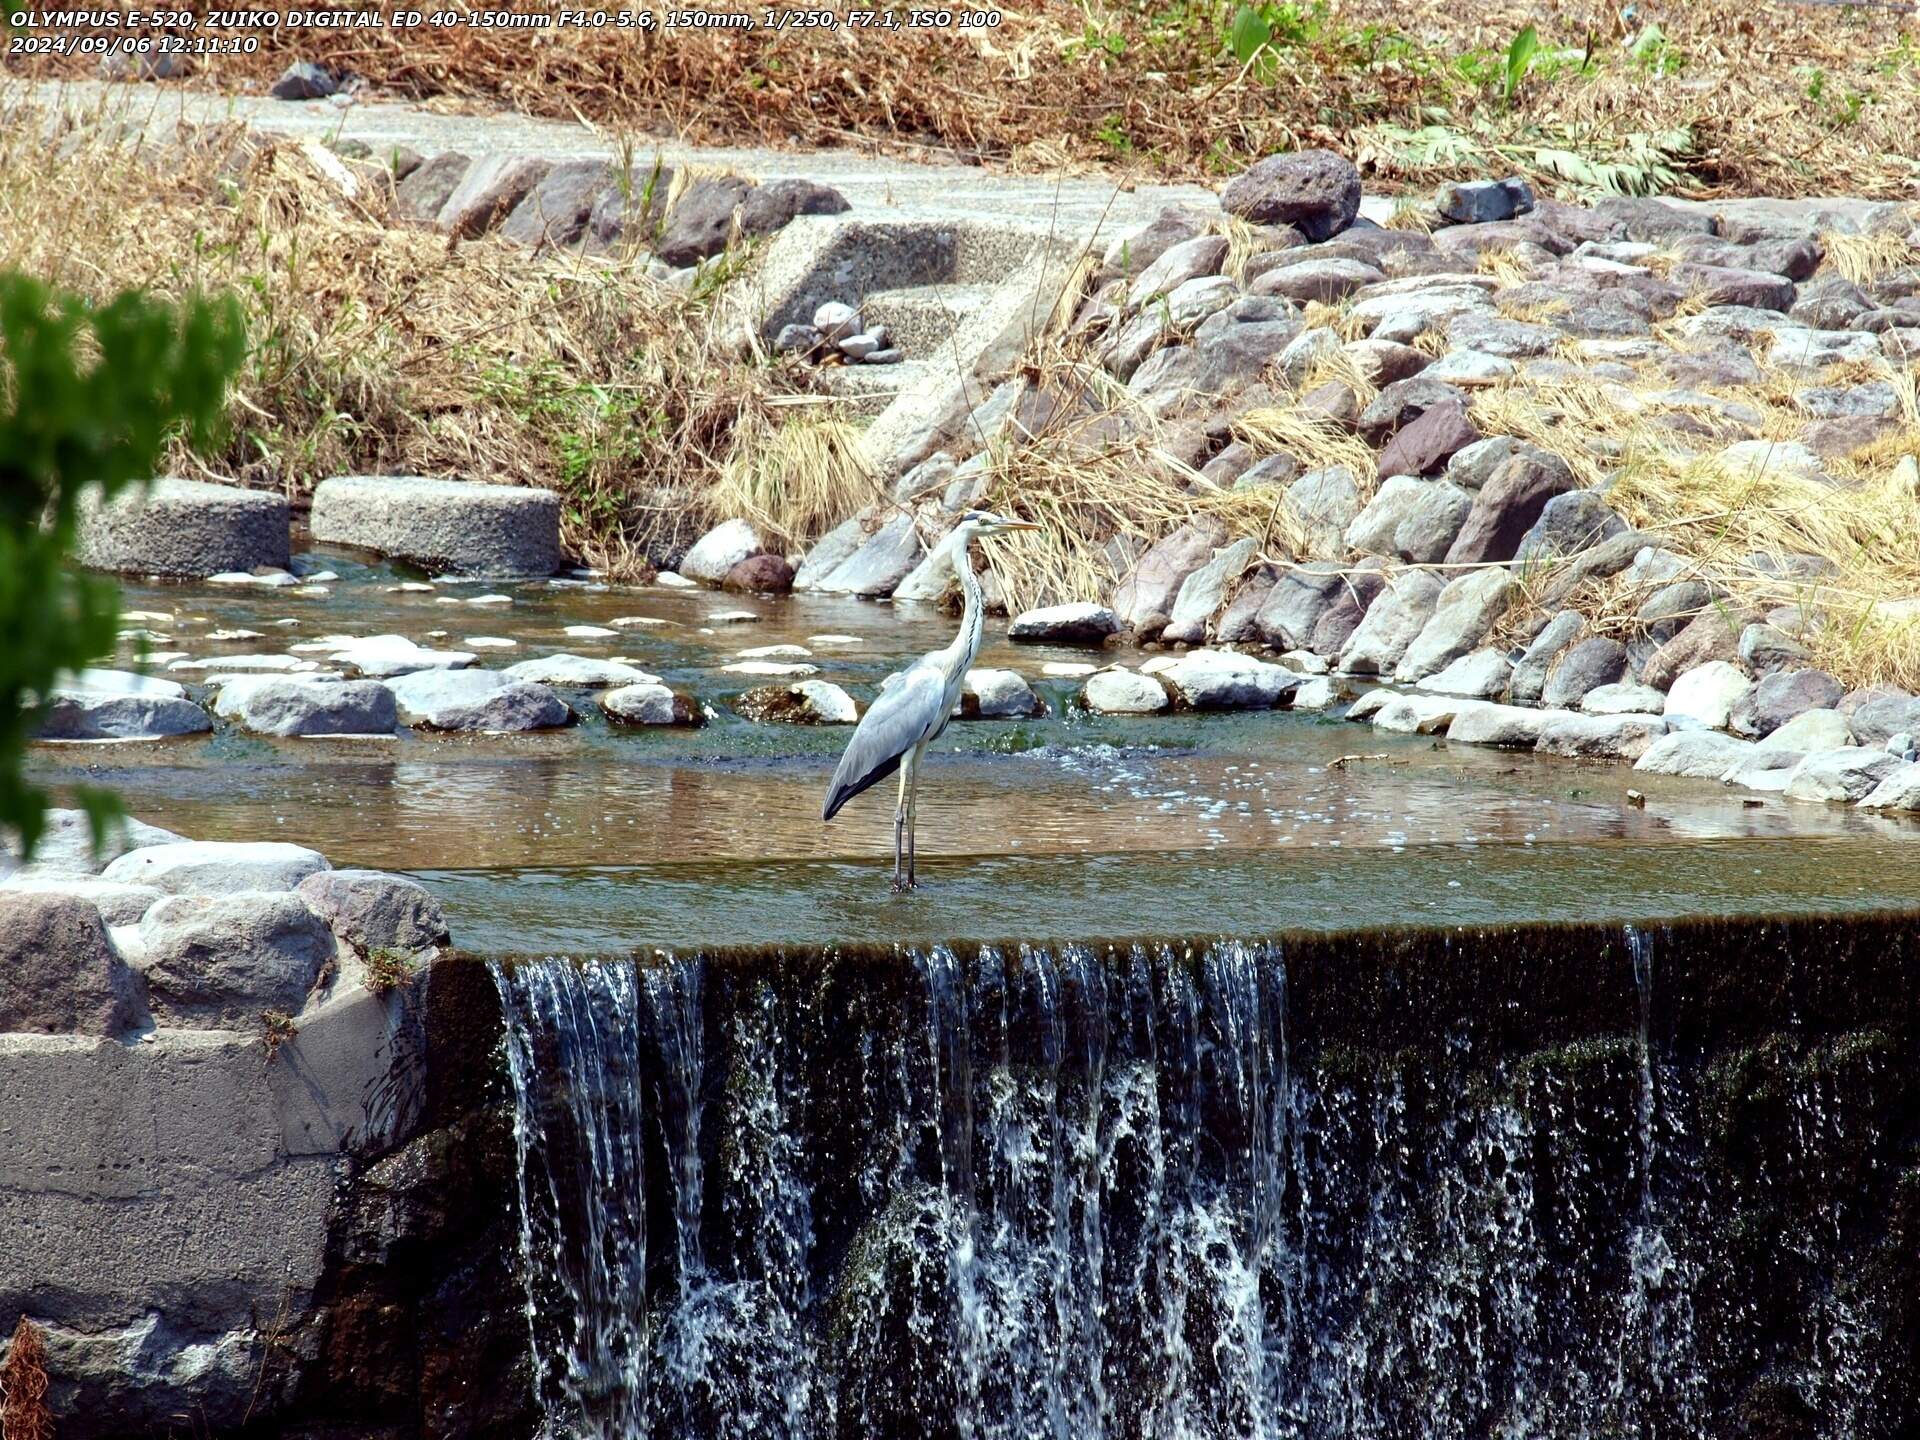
[491,929,1915,1440]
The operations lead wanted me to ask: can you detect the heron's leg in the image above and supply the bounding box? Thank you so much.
[905,746,921,887]
[892,760,910,891]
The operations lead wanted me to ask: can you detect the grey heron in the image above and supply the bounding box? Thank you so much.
[822,508,1040,890]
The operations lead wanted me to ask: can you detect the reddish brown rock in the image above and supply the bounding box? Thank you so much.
[1376,401,1480,480]
[1443,453,1579,565]
[723,554,796,593]
[0,892,148,1036]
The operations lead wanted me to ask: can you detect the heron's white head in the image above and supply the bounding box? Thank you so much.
[956,508,1040,538]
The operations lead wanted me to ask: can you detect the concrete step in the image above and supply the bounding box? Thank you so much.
[861,282,1000,355]
[815,356,941,416]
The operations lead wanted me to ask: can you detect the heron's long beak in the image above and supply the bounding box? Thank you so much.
[995,519,1042,532]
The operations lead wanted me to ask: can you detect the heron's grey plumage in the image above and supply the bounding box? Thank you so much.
[821,661,950,820]
[820,509,1038,887]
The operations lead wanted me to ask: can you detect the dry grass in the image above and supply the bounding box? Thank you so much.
[1477,359,1920,686]
[0,100,815,571]
[12,0,1920,198]
[976,359,1308,612]
[0,1317,53,1440]
[1820,229,1916,286]
[1232,404,1379,494]
[709,415,878,549]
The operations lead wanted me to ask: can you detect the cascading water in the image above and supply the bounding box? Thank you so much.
[490,926,1917,1440]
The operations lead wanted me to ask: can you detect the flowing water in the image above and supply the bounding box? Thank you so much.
[489,924,1918,1440]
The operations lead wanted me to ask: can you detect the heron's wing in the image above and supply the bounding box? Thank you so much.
[822,662,950,821]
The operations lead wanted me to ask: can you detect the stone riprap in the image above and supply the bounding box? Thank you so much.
[309,476,562,577]
[0,815,456,1436]
[75,478,289,579]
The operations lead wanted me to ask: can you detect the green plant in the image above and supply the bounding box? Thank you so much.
[364,945,421,995]
[0,273,243,862]
[1502,23,1541,105]
[261,1008,298,1060]
[1627,24,1683,75]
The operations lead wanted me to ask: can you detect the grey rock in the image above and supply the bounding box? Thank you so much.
[1371,694,1466,734]
[960,668,1044,719]
[77,478,289,579]
[1664,660,1752,729]
[1254,561,1344,649]
[1731,668,1844,737]
[1840,691,1920,747]
[324,634,475,679]
[1771,329,1881,368]
[656,175,755,266]
[1159,650,1299,710]
[1163,537,1258,645]
[503,654,653,688]
[1738,623,1812,675]
[1759,707,1853,753]
[436,154,552,238]
[1633,730,1756,779]
[0,876,161,926]
[1082,669,1171,715]
[1008,602,1120,644]
[232,679,396,738]
[137,891,335,1028]
[584,160,674,249]
[1535,713,1671,760]
[417,674,572,732]
[1339,568,1445,674]
[1233,453,1302,492]
[1342,337,1431,386]
[1444,311,1561,358]
[1423,349,1518,387]
[1252,257,1382,303]
[296,869,449,954]
[1723,748,1806,791]
[1508,610,1587,707]
[310,475,561,577]
[1444,436,1528,491]
[269,60,334,100]
[1642,608,1748,690]
[1582,682,1670,715]
[1376,400,1480,480]
[1112,518,1228,635]
[737,177,850,237]
[1212,564,1282,643]
[3,808,183,878]
[1275,327,1342,386]
[774,322,823,355]
[0,892,147,1035]
[793,510,876,590]
[392,151,471,223]
[1783,747,1902,804]
[1357,375,1467,444]
[1638,580,1716,644]
[602,681,699,727]
[1287,466,1361,556]
[1127,303,1303,414]
[103,840,330,897]
[1436,176,1534,225]
[499,159,618,248]
[1417,648,1512,699]
[1790,276,1875,331]
[1220,150,1362,241]
[1309,564,1386,654]
[1127,235,1230,309]
[680,518,766,583]
[1515,490,1626,562]
[1345,474,1431,555]
[1541,637,1628,709]
[35,692,210,741]
[1858,763,1920,810]
[1446,701,1552,747]
[816,512,926,597]
[1593,196,1715,242]
[1673,232,1821,281]
[1445,452,1579,565]
[1395,567,1513,681]
[1102,206,1211,276]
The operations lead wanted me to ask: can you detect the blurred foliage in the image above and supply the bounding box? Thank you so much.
[0,272,243,860]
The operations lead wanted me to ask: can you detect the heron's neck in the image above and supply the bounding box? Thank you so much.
[943,531,986,675]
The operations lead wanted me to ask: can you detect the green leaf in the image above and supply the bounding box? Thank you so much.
[1503,23,1540,102]
[1228,6,1273,66]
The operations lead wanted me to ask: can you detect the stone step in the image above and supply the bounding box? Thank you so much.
[860,282,1001,354]
[814,356,941,416]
